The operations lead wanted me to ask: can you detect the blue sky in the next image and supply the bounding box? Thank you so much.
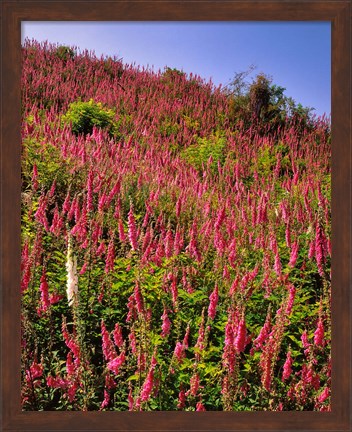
[22,22,331,116]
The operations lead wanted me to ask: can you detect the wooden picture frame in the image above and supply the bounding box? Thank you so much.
[1,1,351,431]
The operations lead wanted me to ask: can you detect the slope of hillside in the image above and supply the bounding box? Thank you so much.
[21,40,331,411]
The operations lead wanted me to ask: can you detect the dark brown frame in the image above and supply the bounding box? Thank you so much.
[1,1,351,431]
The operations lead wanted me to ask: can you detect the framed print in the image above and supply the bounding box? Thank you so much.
[1,1,351,431]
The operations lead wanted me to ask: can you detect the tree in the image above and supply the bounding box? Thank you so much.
[226,69,314,131]
[249,74,271,121]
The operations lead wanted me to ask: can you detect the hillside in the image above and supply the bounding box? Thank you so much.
[21,40,331,411]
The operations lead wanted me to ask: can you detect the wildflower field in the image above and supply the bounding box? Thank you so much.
[21,40,331,411]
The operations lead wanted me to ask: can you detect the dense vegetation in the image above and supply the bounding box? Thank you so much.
[21,40,331,411]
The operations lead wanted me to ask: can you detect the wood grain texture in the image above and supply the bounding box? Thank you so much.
[1,1,351,431]
[2,0,349,20]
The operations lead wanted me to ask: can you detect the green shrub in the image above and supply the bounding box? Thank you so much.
[181,132,227,173]
[159,117,180,137]
[255,146,276,177]
[55,46,75,62]
[162,67,186,80]
[62,99,116,136]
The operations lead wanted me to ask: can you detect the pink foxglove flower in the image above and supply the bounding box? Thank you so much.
[21,242,31,293]
[126,294,136,323]
[195,321,205,358]
[223,265,230,280]
[317,387,330,403]
[285,284,296,315]
[49,292,63,305]
[142,227,152,252]
[105,373,116,390]
[113,323,124,348]
[101,321,116,362]
[25,360,43,382]
[62,319,80,360]
[118,219,127,243]
[34,195,49,230]
[107,179,120,203]
[47,375,67,389]
[207,284,219,320]
[315,223,326,276]
[66,351,75,377]
[187,373,200,397]
[224,320,235,347]
[175,196,182,218]
[173,229,184,255]
[308,239,315,259]
[314,319,325,346]
[38,268,50,314]
[288,240,299,267]
[301,330,310,349]
[48,180,56,198]
[229,276,239,296]
[80,262,88,275]
[128,330,137,354]
[260,346,273,391]
[98,192,107,213]
[274,250,282,276]
[161,309,171,337]
[140,367,155,402]
[253,319,270,350]
[105,236,115,273]
[187,221,201,262]
[234,318,247,353]
[164,230,173,258]
[73,197,81,223]
[282,351,293,381]
[107,352,126,375]
[96,241,106,256]
[182,325,190,349]
[31,164,38,191]
[62,192,71,214]
[86,169,94,212]
[196,401,206,411]
[128,387,134,410]
[49,205,63,237]
[177,389,186,409]
[174,342,185,363]
[67,381,79,402]
[214,206,226,230]
[128,202,138,251]
[100,389,110,410]
[170,277,178,307]
[285,225,291,248]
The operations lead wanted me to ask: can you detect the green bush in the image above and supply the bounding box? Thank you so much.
[55,46,75,62]
[162,67,186,81]
[62,99,116,136]
[181,132,227,173]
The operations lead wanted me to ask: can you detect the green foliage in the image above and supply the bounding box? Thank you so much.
[249,73,272,119]
[62,99,116,136]
[22,136,72,194]
[158,117,180,137]
[226,70,314,130]
[162,67,186,81]
[181,132,227,173]
[182,115,201,133]
[55,46,75,62]
[103,56,124,79]
[227,93,251,126]
[255,146,277,177]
